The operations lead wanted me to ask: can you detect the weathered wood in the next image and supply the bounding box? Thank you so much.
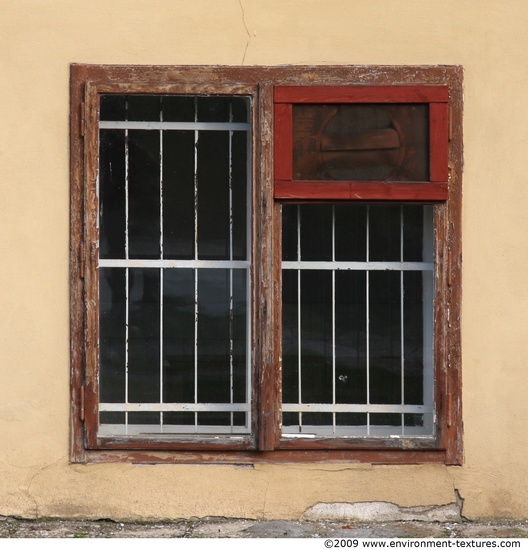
[70,64,463,464]
[274,85,449,104]
[70,64,87,462]
[430,103,449,182]
[256,82,281,450]
[81,448,446,465]
[274,181,448,201]
[273,103,292,181]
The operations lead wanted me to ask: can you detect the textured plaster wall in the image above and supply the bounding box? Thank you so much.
[1,0,528,520]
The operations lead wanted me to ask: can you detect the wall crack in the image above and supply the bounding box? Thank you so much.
[25,455,68,519]
[239,0,251,65]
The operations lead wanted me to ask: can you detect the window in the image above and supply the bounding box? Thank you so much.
[71,65,462,464]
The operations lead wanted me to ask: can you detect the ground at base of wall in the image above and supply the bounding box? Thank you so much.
[2,517,528,538]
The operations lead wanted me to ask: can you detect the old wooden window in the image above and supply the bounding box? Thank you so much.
[71,65,462,464]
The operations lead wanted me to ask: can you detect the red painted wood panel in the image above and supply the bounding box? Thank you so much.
[274,103,293,181]
[430,103,449,182]
[274,181,448,201]
[274,85,449,104]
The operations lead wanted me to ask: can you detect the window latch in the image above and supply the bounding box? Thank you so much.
[80,102,85,137]
[80,385,85,422]
[79,242,85,279]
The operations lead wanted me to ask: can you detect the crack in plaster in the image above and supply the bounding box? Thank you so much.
[446,465,466,519]
[25,456,68,519]
[261,473,272,520]
[239,0,251,65]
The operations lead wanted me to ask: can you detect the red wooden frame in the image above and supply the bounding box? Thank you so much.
[274,85,449,201]
[71,65,462,465]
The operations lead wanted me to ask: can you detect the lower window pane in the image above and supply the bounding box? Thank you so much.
[281,203,434,438]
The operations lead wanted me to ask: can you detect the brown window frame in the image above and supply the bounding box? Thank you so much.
[70,64,462,465]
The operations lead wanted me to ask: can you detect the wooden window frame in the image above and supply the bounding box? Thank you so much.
[70,64,462,465]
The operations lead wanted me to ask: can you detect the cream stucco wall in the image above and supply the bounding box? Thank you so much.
[1,0,528,520]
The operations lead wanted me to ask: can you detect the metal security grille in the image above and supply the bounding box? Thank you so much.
[97,95,252,437]
[281,204,434,438]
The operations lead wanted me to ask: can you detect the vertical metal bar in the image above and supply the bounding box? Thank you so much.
[229,101,234,432]
[159,98,164,433]
[366,205,370,436]
[331,205,336,435]
[124,99,130,434]
[400,206,405,435]
[297,205,302,432]
[193,97,199,432]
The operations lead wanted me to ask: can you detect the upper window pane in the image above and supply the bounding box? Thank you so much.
[98,95,250,261]
[292,104,429,181]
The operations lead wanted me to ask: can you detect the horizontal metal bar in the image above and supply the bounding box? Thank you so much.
[98,425,251,436]
[282,426,433,438]
[100,403,250,412]
[99,121,250,131]
[282,261,433,271]
[99,259,250,269]
[282,403,433,414]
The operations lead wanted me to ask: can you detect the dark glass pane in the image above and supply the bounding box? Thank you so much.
[336,413,367,426]
[232,131,248,260]
[128,412,160,425]
[231,97,249,122]
[164,412,195,426]
[282,270,299,404]
[369,271,401,404]
[99,130,126,259]
[282,205,298,262]
[162,96,195,122]
[293,104,429,181]
[335,204,367,261]
[369,205,401,262]
[404,413,424,427]
[163,269,195,404]
[300,204,332,261]
[335,271,367,404]
[197,131,230,259]
[163,131,195,259]
[197,270,230,403]
[100,412,125,424]
[99,268,126,403]
[197,97,231,122]
[403,271,424,405]
[100,95,126,121]
[198,412,230,426]
[127,95,161,121]
[303,412,332,426]
[128,131,161,259]
[403,205,425,262]
[282,412,299,427]
[370,413,401,426]
[300,270,333,404]
[128,268,160,403]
